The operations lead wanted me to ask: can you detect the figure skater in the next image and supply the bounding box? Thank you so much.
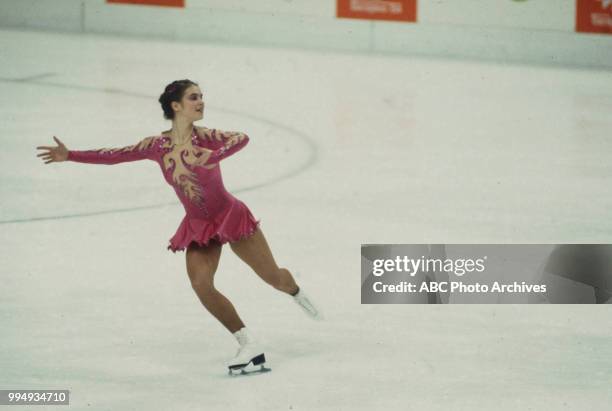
[36,79,320,374]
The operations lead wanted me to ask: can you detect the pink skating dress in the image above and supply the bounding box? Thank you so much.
[67,126,260,252]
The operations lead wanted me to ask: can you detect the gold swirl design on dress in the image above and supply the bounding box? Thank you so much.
[160,138,215,205]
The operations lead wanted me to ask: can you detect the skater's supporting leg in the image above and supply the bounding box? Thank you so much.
[186,241,245,333]
[229,228,299,295]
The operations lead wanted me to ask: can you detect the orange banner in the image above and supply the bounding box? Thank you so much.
[576,0,612,34]
[337,0,417,22]
[107,0,185,7]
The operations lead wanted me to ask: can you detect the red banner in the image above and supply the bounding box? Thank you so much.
[337,0,417,22]
[107,0,185,7]
[576,0,612,34]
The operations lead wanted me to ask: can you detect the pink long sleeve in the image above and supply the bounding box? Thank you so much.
[195,127,249,165]
[67,136,157,165]
[203,133,249,165]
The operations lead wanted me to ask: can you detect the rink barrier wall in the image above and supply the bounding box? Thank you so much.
[0,0,610,68]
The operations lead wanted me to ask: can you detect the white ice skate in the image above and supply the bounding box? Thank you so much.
[227,328,271,376]
[292,287,323,320]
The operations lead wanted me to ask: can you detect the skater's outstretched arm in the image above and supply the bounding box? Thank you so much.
[195,126,249,165]
[196,126,247,148]
[37,136,158,165]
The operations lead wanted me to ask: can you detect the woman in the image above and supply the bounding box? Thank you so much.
[36,79,320,374]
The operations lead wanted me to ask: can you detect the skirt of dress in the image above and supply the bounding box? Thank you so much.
[167,200,260,253]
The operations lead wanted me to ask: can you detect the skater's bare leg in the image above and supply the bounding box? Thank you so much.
[186,241,245,333]
[230,228,299,295]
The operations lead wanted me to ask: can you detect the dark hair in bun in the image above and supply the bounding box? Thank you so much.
[158,79,198,120]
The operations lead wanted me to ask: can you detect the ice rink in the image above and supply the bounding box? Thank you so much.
[1,28,612,410]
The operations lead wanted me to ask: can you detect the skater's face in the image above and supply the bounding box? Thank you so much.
[172,85,204,121]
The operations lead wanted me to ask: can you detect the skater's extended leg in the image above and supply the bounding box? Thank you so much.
[186,241,245,333]
[230,228,299,295]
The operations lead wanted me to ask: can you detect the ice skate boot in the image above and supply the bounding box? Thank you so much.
[292,287,323,320]
[227,328,271,376]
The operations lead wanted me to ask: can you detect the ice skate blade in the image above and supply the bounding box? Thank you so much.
[299,307,323,321]
[228,353,265,370]
[293,291,323,321]
[228,353,271,376]
[307,310,324,321]
[228,364,271,377]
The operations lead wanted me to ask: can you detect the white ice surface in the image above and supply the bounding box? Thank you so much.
[1,29,612,410]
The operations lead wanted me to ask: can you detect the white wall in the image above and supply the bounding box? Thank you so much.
[420,1,574,31]
[0,0,610,68]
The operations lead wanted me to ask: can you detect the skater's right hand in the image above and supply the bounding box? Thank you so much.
[36,136,69,164]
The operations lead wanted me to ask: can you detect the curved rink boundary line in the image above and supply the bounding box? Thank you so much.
[0,77,318,225]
